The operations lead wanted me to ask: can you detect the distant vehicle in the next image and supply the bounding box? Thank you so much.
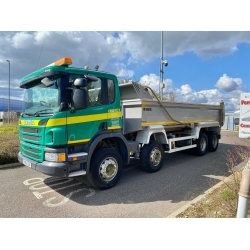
[18,57,225,189]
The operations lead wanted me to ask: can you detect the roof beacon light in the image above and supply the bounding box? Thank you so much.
[45,57,72,67]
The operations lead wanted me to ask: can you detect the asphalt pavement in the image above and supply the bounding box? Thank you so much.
[0,130,247,218]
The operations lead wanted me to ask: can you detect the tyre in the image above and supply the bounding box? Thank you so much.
[87,148,123,190]
[140,141,164,173]
[193,132,208,156]
[207,131,219,152]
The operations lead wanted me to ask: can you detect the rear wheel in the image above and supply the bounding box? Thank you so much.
[207,131,219,152]
[87,148,123,189]
[193,132,208,156]
[140,141,164,173]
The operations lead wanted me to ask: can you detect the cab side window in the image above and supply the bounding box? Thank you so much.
[69,74,116,107]
[107,79,115,104]
[87,78,102,106]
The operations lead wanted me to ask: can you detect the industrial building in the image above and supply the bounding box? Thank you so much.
[221,111,240,131]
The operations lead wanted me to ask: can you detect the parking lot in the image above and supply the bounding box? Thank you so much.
[0,130,247,218]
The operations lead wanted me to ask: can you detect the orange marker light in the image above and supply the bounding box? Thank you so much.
[54,57,72,66]
[58,153,66,161]
[43,57,73,68]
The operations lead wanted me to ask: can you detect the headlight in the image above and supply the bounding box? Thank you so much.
[45,152,66,162]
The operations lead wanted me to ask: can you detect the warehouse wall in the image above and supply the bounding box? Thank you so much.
[221,112,240,131]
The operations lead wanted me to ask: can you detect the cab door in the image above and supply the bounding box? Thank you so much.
[66,77,108,145]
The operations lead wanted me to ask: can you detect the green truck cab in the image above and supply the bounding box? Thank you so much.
[18,57,131,189]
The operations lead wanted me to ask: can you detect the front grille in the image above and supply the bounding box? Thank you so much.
[23,134,41,141]
[21,142,44,162]
[22,128,41,133]
[24,151,41,159]
[23,146,40,153]
[20,124,44,161]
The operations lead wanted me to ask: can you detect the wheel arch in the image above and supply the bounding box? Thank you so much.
[136,125,168,144]
[86,132,130,173]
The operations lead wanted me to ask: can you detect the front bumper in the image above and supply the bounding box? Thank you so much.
[18,152,69,177]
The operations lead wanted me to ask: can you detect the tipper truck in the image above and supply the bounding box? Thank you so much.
[18,57,225,189]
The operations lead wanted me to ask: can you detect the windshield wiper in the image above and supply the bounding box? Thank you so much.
[21,112,35,117]
[33,109,53,116]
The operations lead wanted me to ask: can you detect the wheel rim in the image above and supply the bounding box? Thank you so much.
[200,137,207,151]
[99,157,118,181]
[150,147,162,166]
[212,135,218,148]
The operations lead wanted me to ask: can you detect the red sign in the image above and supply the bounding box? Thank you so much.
[240,93,250,138]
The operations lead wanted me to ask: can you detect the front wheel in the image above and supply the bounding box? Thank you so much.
[140,141,164,173]
[87,148,123,190]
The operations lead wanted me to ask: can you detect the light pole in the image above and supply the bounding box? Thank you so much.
[159,31,168,100]
[6,60,10,123]
[160,60,168,100]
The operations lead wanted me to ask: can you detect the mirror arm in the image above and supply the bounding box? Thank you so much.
[70,107,75,113]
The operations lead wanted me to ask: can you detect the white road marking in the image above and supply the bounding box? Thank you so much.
[86,188,95,198]
[43,188,95,207]
[33,182,83,199]
[23,178,45,186]
[29,178,73,190]
[23,177,96,207]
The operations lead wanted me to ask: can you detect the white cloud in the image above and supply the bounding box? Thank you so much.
[140,74,160,92]
[0,87,23,100]
[11,32,33,49]
[109,63,134,78]
[0,79,19,89]
[118,31,250,62]
[1,31,250,82]
[180,84,192,95]
[139,74,242,112]
[215,74,243,92]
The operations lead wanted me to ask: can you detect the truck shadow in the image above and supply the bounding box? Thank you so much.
[41,141,248,213]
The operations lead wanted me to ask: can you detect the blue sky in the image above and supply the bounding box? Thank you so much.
[133,42,250,90]
[0,1,249,114]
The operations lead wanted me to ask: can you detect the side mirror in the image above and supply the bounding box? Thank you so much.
[85,75,98,82]
[74,78,87,88]
[41,77,54,87]
[73,89,88,110]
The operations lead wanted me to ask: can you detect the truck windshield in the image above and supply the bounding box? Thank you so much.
[22,79,60,116]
